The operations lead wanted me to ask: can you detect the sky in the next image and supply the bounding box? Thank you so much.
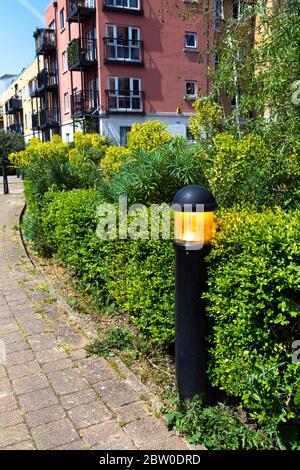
[0,0,50,77]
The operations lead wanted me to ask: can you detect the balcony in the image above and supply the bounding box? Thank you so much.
[104,38,144,65]
[71,89,99,117]
[106,90,144,114]
[34,29,56,56]
[103,0,143,15]
[37,68,58,93]
[7,124,23,134]
[68,37,97,71]
[31,111,40,131]
[39,108,60,129]
[67,0,96,23]
[29,80,39,98]
[5,98,23,114]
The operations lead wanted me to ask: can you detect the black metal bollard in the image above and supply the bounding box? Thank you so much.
[2,158,9,195]
[175,246,210,401]
[172,185,217,402]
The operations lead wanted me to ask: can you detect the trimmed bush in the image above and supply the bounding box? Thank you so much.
[205,207,300,426]
[40,189,175,347]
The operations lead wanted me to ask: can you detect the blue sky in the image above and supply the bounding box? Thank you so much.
[0,0,50,77]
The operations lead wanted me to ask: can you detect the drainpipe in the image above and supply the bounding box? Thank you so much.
[53,1,62,137]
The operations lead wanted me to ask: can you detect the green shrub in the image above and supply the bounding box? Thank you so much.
[205,207,300,426]
[40,189,176,347]
[110,137,208,205]
[166,397,275,450]
[127,120,171,152]
[100,146,131,180]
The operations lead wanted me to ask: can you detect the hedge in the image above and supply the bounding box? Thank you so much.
[205,207,300,426]
[40,189,175,347]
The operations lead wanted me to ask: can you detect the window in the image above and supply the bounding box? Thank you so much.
[120,126,131,146]
[214,0,221,31]
[233,0,245,21]
[60,9,65,31]
[107,77,142,111]
[106,25,141,62]
[106,0,140,9]
[49,20,56,31]
[62,51,68,72]
[185,81,197,98]
[87,79,99,111]
[64,93,70,113]
[25,114,28,129]
[66,133,70,143]
[214,52,220,69]
[185,32,197,49]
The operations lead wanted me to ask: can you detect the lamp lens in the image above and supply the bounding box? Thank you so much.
[175,211,215,245]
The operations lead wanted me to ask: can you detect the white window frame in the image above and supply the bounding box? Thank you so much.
[185,81,198,99]
[62,51,68,72]
[106,0,140,10]
[185,32,197,49]
[108,77,142,112]
[106,25,141,62]
[60,8,65,31]
[64,92,70,114]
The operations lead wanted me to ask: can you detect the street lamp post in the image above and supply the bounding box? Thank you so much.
[172,185,217,401]
[2,156,9,195]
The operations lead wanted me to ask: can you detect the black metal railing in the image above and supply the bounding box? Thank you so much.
[7,124,23,134]
[39,108,60,128]
[103,0,143,14]
[5,98,23,114]
[68,37,97,70]
[104,38,144,64]
[34,29,56,55]
[71,90,99,116]
[37,68,58,91]
[67,0,96,21]
[106,90,144,113]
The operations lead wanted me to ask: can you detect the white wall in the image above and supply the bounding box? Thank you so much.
[100,113,190,145]
[61,121,75,143]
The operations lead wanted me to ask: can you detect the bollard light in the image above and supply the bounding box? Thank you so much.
[173,185,216,249]
[172,185,217,402]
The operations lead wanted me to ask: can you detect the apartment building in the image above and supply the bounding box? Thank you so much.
[0,60,41,143]
[31,0,214,144]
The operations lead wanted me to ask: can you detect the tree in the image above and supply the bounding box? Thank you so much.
[0,129,25,163]
[210,1,300,142]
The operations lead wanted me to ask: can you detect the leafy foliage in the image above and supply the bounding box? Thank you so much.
[109,137,208,205]
[86,327,135,357]
[205,207,300,426]
[189,97,223,141]
[39,190,175,347]
[0,129,24,163]
[166,396,275,450]
[100,146,131,180]
[127,120,171,152]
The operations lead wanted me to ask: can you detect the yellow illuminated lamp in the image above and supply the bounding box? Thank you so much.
[172,185,217,250]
